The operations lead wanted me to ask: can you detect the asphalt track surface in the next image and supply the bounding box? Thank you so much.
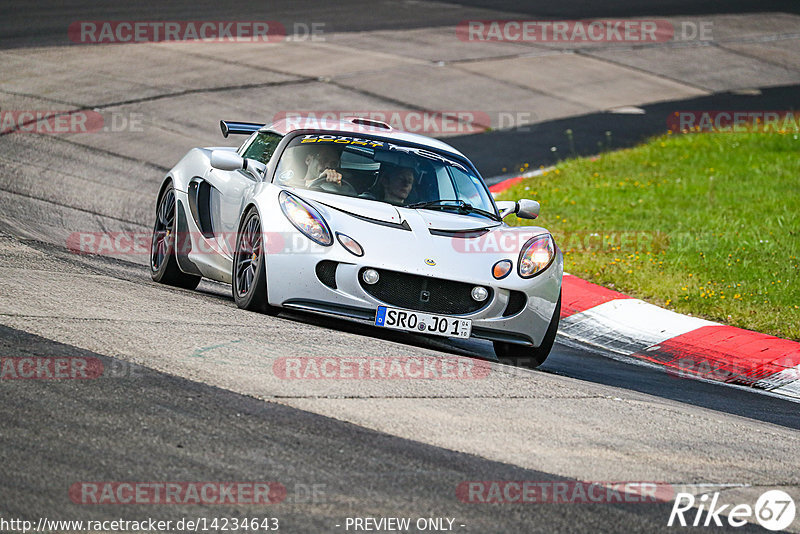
[1,1,799,533]
[4,324,765,534]
[455,83,800,179]
[4,0,800,48]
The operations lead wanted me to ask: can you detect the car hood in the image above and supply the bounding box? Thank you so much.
[403,208,501,231]
[294,190,500,231]
[297,190,404,225]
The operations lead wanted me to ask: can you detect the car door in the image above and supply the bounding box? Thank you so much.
[199,131,283,258]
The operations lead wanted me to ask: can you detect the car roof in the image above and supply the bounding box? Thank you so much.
[263,117,469,160]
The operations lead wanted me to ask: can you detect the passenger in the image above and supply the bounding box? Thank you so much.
[360,165,415,205]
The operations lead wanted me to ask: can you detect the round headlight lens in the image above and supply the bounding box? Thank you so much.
[518,234,555,278]
[279,191,332,246]
[362,268,380,285]
[492,259,512,279]
[471,286,489,302]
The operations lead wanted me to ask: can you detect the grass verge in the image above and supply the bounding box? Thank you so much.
[499,131,800,340]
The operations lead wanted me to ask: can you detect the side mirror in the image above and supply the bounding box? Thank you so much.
[210,150,244,171]
[244,158,266,179]
[496,200,517,218]
[497,199,540,220]
[516,199,540,220]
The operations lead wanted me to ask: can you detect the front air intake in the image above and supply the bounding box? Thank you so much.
[315,261,338,289]
[503,291,528,317]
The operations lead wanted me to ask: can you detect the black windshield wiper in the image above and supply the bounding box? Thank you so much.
[406,199,500,221]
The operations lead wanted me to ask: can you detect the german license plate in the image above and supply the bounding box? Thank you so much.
[374,306,472,339]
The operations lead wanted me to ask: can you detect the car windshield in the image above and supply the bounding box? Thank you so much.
[273,133,498,219]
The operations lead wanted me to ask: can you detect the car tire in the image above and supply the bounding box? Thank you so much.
[232,207,279,315]
[150,183,202,290]
[493,292,561,369]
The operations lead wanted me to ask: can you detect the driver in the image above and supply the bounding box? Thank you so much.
[301,145,343,187]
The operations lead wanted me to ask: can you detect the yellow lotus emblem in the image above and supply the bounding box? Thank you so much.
[424,258,436,266]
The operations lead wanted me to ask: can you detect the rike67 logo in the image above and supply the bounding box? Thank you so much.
[668,490,795,530]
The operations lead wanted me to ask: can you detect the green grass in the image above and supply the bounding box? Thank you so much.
[499,132,800,340]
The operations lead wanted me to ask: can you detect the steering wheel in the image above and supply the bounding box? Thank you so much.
[307,176,357,196]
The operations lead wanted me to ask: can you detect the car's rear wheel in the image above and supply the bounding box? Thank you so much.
[493,292,561,369]
[150,183,202,289]
[232,207,279,315]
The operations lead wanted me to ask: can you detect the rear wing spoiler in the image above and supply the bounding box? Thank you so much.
[220,120,265,138]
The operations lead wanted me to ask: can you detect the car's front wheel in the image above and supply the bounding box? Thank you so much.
[232,207,279,315]
[493,292,561,369]
[150,183,202,289]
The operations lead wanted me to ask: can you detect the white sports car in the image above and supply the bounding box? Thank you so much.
[150,117,563,367]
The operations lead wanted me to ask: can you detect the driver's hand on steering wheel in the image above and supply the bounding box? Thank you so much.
[319,169,342,185]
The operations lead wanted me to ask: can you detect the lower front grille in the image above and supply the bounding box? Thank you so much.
[359,268,491,315]
[315,261,338,289]
[503,290,528,317]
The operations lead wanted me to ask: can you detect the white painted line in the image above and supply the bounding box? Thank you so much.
[608,106,646,114]
[559,298,718,356]
[755,364,800,398]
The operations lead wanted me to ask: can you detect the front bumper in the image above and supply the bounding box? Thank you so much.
[266,246,563,348]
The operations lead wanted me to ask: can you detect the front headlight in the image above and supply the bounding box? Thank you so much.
[279,191,332,246]
[518,234,555,278]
